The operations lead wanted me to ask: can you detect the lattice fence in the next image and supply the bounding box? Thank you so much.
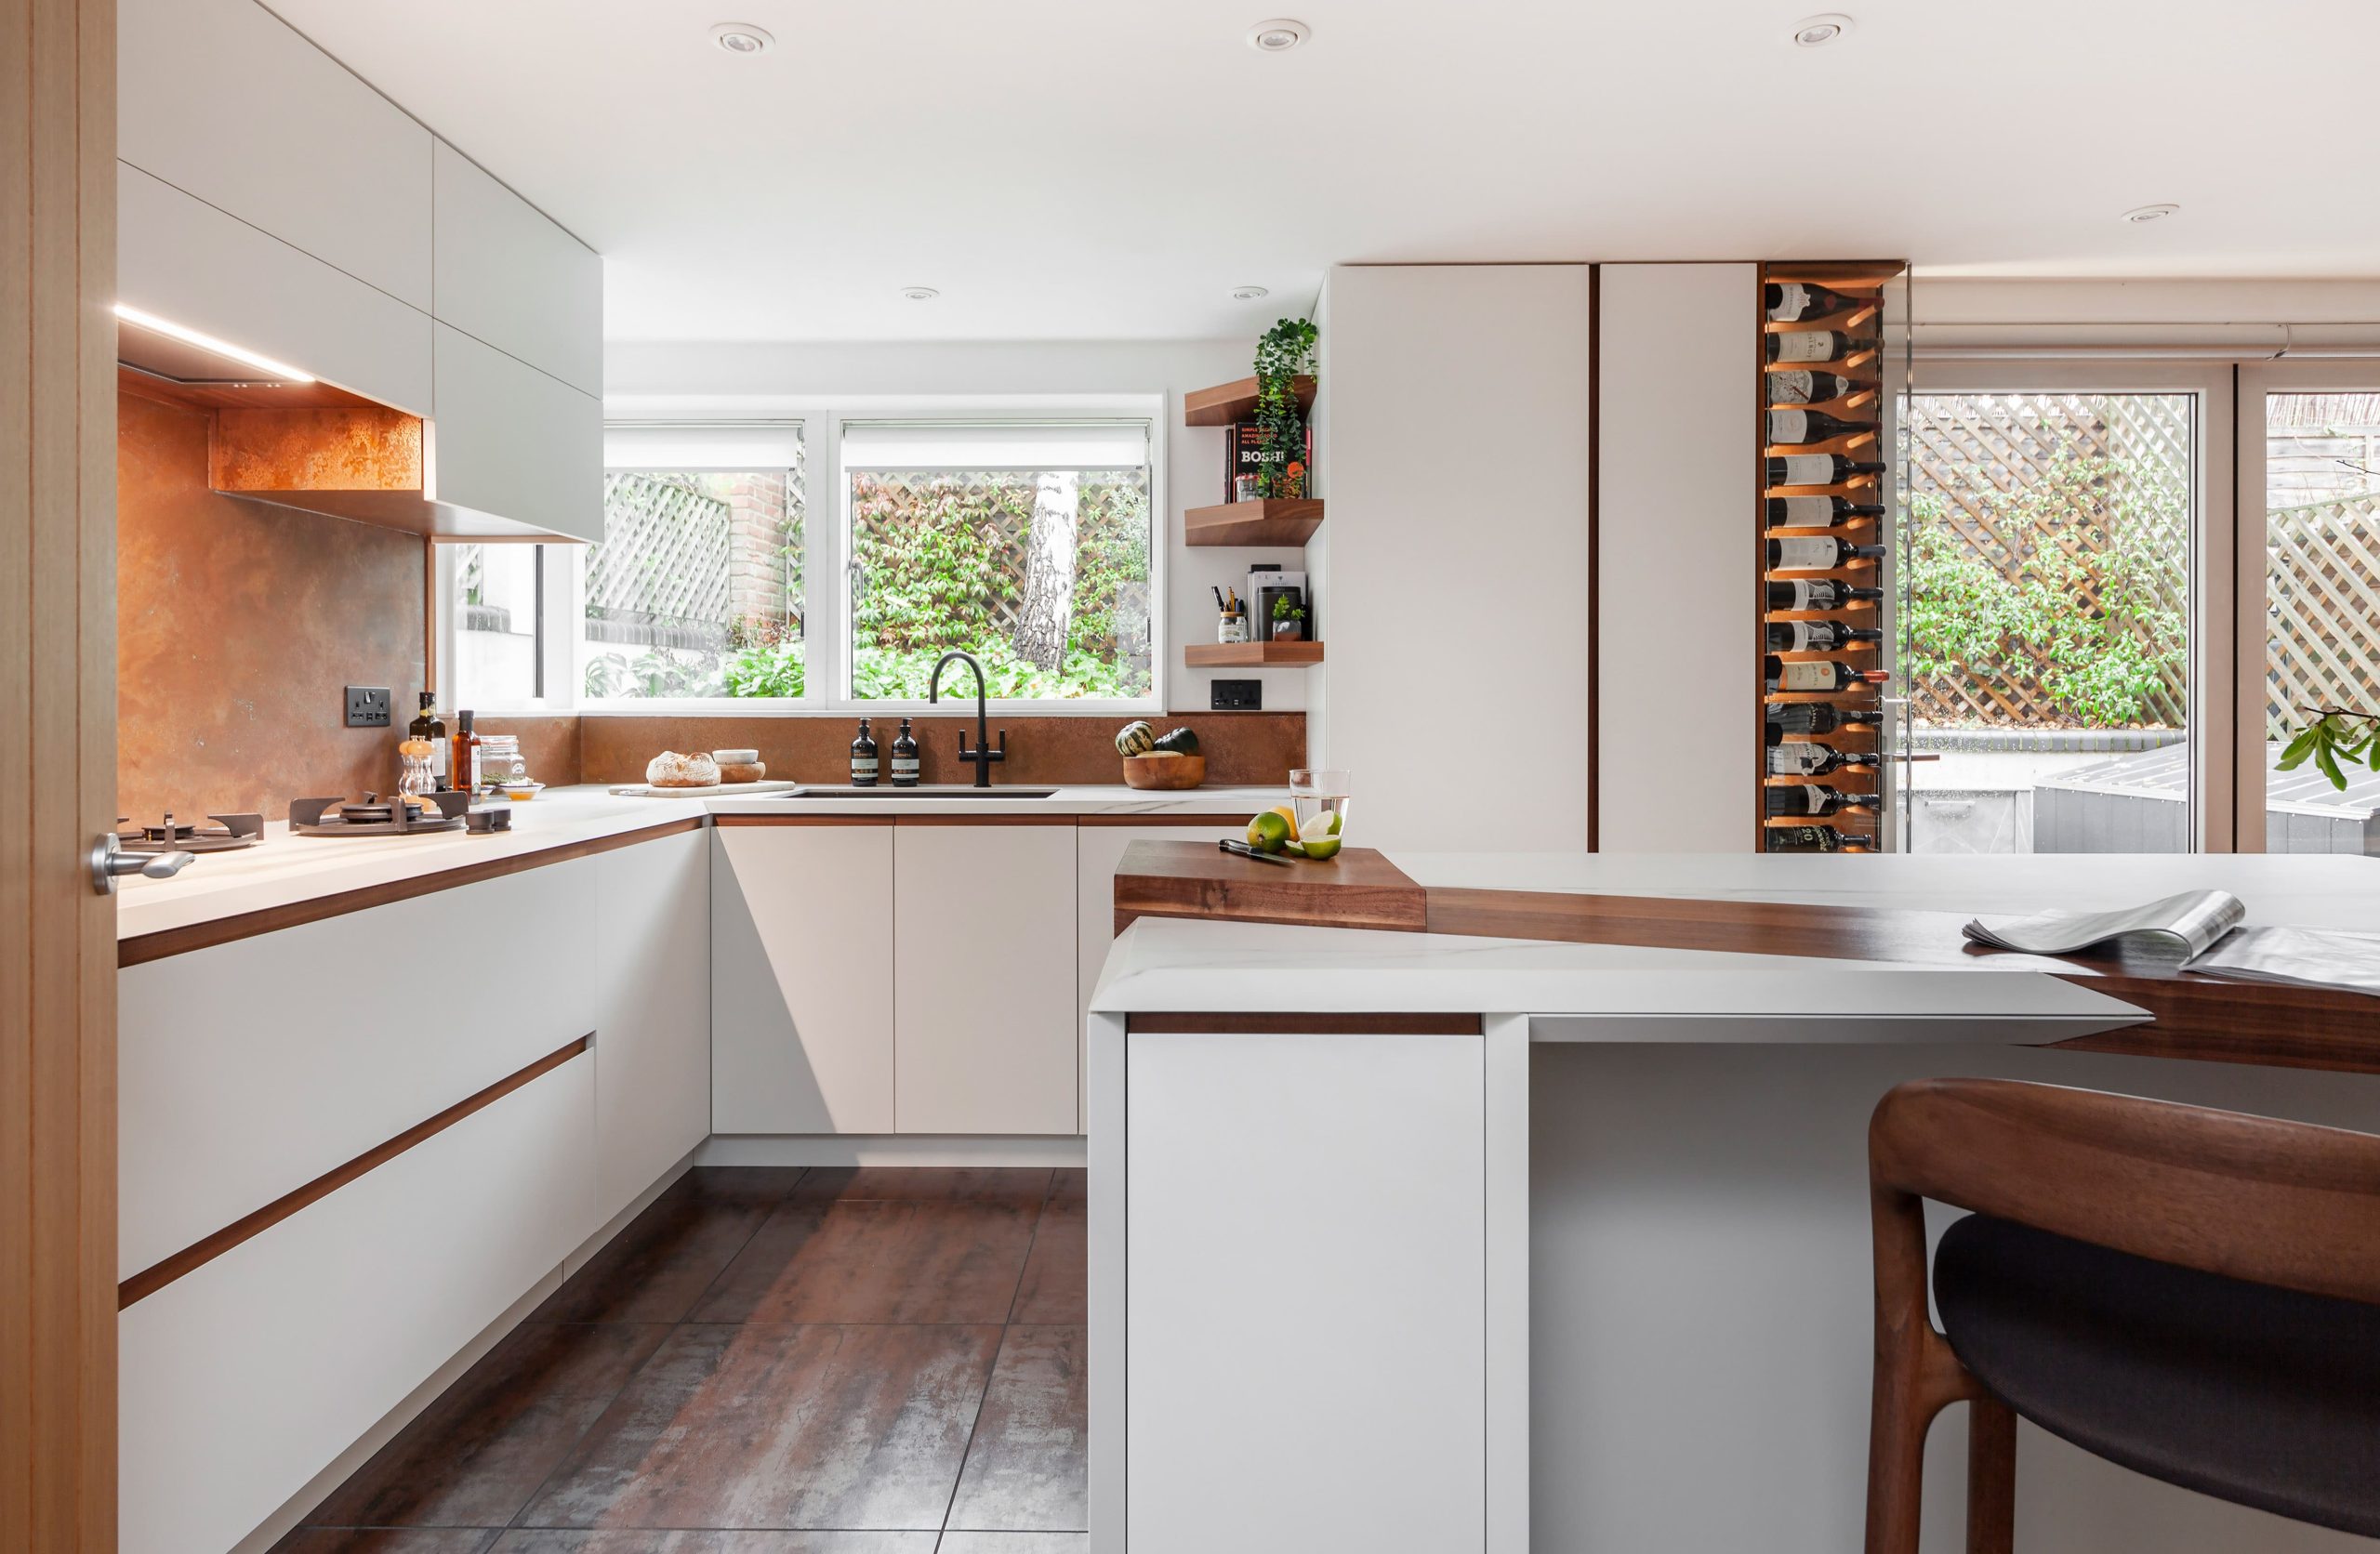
[2268,493,2380,739]
[587,472,732,651]
[1905,393,2192,729]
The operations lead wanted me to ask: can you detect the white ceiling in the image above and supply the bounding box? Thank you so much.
[267,0,2380,343]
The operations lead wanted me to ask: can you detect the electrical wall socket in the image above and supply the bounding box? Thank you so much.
[345,686,392,728]
[1210,678,1262,710]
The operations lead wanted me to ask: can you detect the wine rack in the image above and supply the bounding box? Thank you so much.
[1756,261,1905,854]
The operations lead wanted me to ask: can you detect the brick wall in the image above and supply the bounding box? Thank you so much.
[724,472,792,632]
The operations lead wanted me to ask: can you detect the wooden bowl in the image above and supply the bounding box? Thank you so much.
[1121,752,1207,790]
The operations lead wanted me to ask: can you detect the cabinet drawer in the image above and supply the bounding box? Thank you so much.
[118,0,432,309]
[433,141,603,396]
[118,860,598,1278]
[119,1051,594,1554]
[119,163,434,415]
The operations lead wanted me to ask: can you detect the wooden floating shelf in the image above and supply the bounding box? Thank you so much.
[1186,640,1325,668]
[1184,375,1317,428]
[1185,498,1324,547]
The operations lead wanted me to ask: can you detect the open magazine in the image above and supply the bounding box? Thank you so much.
[1962,889,2380,996]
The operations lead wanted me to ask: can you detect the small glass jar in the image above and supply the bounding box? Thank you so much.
[477,733,527,784]
[1219,612,1250,644]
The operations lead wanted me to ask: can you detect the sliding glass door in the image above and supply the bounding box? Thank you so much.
[1899,363,2231,853]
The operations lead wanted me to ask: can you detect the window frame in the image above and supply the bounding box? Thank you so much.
[431,534,574,717]
[1902,357,2237,852]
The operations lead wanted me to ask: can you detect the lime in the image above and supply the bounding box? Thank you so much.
[1246,810,1291,853]
[1301,835,1343,861]
[1300,810,1339,843]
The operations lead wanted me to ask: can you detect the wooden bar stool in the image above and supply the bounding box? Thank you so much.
[1865,1077,2380,1553]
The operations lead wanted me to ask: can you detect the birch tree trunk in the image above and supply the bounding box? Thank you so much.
[1014,469,1079,673]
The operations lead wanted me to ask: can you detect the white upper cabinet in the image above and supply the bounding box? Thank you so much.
[118,0,432,310]
[430,323,605,543]
[118,165,435,415]
[432,142,604,397]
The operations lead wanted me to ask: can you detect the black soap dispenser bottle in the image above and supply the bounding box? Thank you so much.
[891,718,919,786]
[851,718,879,786]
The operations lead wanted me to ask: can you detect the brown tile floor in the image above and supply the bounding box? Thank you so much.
[277,1168,1088,1554]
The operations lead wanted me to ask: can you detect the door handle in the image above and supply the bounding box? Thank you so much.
[90,833,195,895]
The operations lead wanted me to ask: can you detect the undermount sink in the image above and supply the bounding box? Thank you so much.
[790,784,1061,798]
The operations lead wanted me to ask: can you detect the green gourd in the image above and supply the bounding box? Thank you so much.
[1151,727,1201,756]
[1114,720,1157,757]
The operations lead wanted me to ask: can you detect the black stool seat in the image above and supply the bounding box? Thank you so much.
[1935,1213,2380,1538]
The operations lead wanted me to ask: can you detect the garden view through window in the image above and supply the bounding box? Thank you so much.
[1901,391,2196,854]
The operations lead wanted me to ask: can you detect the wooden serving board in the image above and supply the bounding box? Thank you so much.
[606,780,801,798]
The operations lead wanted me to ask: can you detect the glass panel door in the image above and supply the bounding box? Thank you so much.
[2261,392,2380,853]
[1897,391,2198,853]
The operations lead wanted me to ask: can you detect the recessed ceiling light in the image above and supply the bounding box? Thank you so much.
[1247,18,1310,52]
[1792,12,1852,46]
[112,303,316,382]
[900,286,941,302]
[2122,203,2180,225]
[1231,284,1271,301]
[709,22,774,55]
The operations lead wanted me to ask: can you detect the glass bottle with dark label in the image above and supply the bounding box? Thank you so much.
[1767,578,1886,611]
[1765,823,1875,852]
[1766,744,1883,778]
[1765,784,1874,818]
[891,718,919,786]
[851,718,879,786]
[450,709,482,793]
[1765,369,1858,406]
[1765,281,1860,323]
[409,691,448,786]
[1766,703,1885,738]
[1766,620,1885,652]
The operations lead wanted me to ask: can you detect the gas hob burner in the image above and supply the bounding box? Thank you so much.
[289,790,487,837]
[114,811,264,854]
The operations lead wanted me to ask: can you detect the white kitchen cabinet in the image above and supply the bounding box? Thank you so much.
[1123,1027,1488,1554]
[432,141,604,397]
[117,860,600,1279]
[429,322,605,542]
[1074,821,1247,1130]
[118,0,433,310]
[894,823,1078,1135]
[711,823,896,1134]
[119,163,435,415]
[592,828,712,1225]
[120,1051,594,1554]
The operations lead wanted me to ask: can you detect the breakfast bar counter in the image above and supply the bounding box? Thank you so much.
[1087,848,2380,1554]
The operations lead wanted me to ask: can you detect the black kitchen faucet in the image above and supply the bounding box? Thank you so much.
[928,650,1007,788]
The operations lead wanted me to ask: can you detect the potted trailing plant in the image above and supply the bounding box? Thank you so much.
[1271,594,1306,641]
[2281,705,2380,790]
[1252,316,1317,499]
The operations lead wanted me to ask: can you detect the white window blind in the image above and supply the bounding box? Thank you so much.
[604,421,803,469]
[840,419,1150,471]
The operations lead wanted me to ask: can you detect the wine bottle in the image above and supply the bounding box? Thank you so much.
[1765,368,1858,406]
[1766,453,1885,486]
[1768,578,1885,611]
[1766,408,1871,446]
[1766,823,1876,853]
[1767,743,1882,778]
[409,691,448,786]
[890,718,919,786]
[1766,535,1886,571]
[1765,495,1884,529]
[1765,655,1890,694]
[1765,281,1860,323]
[1764,330,1879,365]
[851,718,879,786]
[1766,619,1885,652]
[1765,784,1874,818]
[1766,703,1885,739]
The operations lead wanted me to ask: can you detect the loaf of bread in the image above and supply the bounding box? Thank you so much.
[646,750,721,788]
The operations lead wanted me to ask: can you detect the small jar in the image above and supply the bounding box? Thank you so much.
[1219,612,1250,644]
[1234,473,1262,503]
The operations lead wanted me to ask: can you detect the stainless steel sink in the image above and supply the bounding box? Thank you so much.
[790,784,1060,798]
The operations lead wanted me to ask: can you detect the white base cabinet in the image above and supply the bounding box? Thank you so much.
[592,828,712,1226]
[712,823,897,1133]
[120,1052,595,1554]
[894,823,1079,1135]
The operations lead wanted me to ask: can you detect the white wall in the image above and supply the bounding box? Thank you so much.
[1316,265,1593,852]
[605,338,1314,714]
[1596,264,1757,851]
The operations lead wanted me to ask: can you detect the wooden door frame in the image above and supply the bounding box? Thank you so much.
[3,0,119,1548]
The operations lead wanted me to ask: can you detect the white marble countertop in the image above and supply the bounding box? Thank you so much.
[115,783,1279,942]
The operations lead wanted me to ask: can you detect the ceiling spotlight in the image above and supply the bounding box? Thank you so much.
[2122,203,2180,225]
[1231,284,1271,301]
[1247,18,1310,52]
[709,22,774,55]
[899,286,941,302]
[1792,12,1852,46]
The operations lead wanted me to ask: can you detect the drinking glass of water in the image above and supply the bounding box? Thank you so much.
[1288,769,1351,859]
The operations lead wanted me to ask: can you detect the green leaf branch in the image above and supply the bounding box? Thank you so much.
[2278,705,2380,791]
